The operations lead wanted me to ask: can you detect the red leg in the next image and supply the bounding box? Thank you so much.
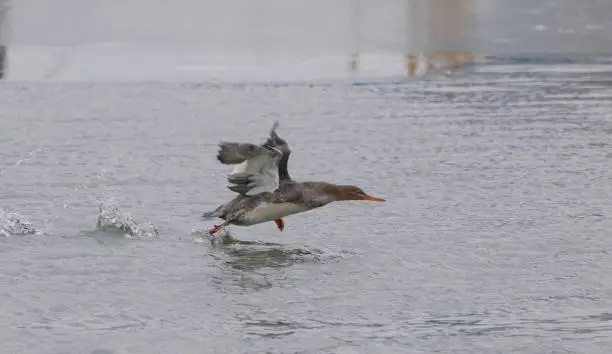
[208,222,227,236]
[274,219,284,231]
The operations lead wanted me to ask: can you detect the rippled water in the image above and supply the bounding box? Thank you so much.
[2,55,612,353]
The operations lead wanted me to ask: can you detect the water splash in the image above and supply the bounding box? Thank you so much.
[0,145,46,178]
[95,200,159,239]
[14,145,45,166]
[0,146,46,236]
[0,208,42,236]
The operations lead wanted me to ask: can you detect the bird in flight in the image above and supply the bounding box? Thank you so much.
[201,122,385,236]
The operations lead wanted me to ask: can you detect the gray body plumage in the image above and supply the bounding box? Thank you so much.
[202,181,336,226]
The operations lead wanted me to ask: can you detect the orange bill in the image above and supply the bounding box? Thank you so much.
[362,195,386,202]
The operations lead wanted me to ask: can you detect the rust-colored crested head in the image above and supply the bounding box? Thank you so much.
[332,185,386,202]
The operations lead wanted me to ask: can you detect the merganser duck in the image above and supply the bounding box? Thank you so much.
[201,122,384,235]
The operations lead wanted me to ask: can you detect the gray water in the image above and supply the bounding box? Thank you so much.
[2,61,612,353]
[2,1,612,354]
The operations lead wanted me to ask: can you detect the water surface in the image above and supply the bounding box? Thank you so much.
[2,58,612,353]
[1,1,612,353]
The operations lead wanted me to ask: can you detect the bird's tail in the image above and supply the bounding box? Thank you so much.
[201,210,219,220]
[201,204,225,221]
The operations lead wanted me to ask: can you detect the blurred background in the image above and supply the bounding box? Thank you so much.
[1,0,611,81]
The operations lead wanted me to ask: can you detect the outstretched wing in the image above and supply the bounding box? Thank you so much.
[217,142,259,165]
[263,121,292,181]
[264,121,290,154]
[226,144,282,196]
[215,121,291,195]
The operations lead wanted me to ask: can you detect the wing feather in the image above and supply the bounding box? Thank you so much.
[213,121,290,196]
[217,142,259,165]
[225,145,282,196]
